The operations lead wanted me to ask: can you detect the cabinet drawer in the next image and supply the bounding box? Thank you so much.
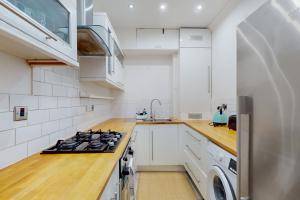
[183,149,207,198]
[184,126,208,173]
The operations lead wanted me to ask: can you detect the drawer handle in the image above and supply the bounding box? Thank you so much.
[185,162,200,183]
[186,130,201,142]
[186,145,201,161]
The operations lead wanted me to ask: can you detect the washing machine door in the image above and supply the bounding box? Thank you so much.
[208,166,236,200]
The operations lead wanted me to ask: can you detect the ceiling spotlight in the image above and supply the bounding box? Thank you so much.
[196,4,203,11]
[160,3,167,11]
[128,3,134,9]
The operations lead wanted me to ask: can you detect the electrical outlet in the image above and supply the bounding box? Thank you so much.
[14,106,28,121]
[86,105,94,112]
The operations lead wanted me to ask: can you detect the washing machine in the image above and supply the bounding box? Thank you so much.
[207,142,237,200]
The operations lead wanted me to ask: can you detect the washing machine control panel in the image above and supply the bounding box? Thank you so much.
[228,158,237,175]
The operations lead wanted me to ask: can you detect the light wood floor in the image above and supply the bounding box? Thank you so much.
[136,172,200,200]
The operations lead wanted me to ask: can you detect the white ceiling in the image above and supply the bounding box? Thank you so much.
[94,0,232,29]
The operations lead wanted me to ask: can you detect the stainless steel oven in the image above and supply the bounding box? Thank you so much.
[119,139,135,200]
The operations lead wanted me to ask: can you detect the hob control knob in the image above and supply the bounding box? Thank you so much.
[128,147,134,155]
[122,167,130,176]
[123,157,128,162]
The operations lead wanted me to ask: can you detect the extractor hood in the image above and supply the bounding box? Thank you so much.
[77,0,112,56]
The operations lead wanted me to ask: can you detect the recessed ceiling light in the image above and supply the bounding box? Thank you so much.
[160,3,167,11]
[128,3,134,9]
[196,4,203,11]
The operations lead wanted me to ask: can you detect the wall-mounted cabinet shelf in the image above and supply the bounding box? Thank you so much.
[80,95,114,100]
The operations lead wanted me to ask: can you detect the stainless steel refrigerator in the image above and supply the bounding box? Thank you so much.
[237,0,300,199]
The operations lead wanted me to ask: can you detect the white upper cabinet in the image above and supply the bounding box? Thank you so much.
[180,28,211,48]
[179,47,212,119]
[0,0,78,67]
[79,13,125,90]
[137,28,179,50]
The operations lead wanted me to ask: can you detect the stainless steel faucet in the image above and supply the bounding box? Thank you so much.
[150,99,162,121]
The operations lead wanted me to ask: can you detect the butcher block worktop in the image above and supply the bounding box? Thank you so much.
[0,119,136,200]
[0,118,236,200]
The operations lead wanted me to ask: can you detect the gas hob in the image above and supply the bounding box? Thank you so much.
[41,130,124,154]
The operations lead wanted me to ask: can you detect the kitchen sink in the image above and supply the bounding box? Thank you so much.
[142,118,173,122]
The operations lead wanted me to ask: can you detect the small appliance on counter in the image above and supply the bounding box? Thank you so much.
[228,115,237,130]
[211,104,228,127]
[136,108,148,120]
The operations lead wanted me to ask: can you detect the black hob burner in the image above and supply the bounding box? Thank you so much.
[41,130,124,154]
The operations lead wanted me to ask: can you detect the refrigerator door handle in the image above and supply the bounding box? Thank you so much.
[238,96,252,200]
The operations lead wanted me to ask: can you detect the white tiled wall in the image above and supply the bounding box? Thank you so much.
[112,55,173,119]
[0,52,113,169]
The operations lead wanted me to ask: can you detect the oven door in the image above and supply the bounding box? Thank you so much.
[121,175,130,200]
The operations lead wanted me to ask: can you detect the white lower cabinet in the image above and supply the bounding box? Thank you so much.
[134,124,209,199]
[151,125,179,165]
[134,125,179,167]
[181,125,208,199]
[134,125,151,166]
[100,162,120,200]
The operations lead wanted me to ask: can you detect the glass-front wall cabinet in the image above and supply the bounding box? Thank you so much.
[6,0,70,44]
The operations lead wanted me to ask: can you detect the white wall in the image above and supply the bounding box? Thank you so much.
[210,0,268,114]
[0,52,113,169]
[112,55,173,118]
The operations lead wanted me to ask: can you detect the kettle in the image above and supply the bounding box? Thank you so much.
[211,104,228,127]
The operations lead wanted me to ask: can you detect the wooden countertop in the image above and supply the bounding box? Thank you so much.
[0,118,236,200]
[137,119,237,156]
[0,119,136,200]
[183,120,237,156]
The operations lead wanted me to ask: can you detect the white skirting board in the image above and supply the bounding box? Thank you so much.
[136,165,186,172]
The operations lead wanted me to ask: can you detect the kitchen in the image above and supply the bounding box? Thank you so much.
[0,0,299,200]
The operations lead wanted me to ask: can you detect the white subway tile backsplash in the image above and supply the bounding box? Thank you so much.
[10,94,38,111]
[71,98,80,107]
[0,143,27,169]
[49,129,65,145]
[0,112,15,131]
[58,97,71,108]
[59,118,72,129]
[38,96,57,109]
[28,110,49,125]
[16,124,42,144]
[42,120,60,135]
[0,63,113,169]
[60,107,73,118]
[32,81,52,96]
[44,71,61,85]
[27,136,49,156]
[32,68,45,82]
[53,85,67,97]
[49,109,64,121]
[0,129,15,150]
[0,94,9,112]
[67,88,79,98]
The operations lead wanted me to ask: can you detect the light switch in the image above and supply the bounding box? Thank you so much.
[14,106,28,121]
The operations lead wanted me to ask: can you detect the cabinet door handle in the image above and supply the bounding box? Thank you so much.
[238,96,252,200]
[208,65,211,94]
[186,130,201,143]
[185,162,200,183]
[151,131,154,161]
[185,145,201,161]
